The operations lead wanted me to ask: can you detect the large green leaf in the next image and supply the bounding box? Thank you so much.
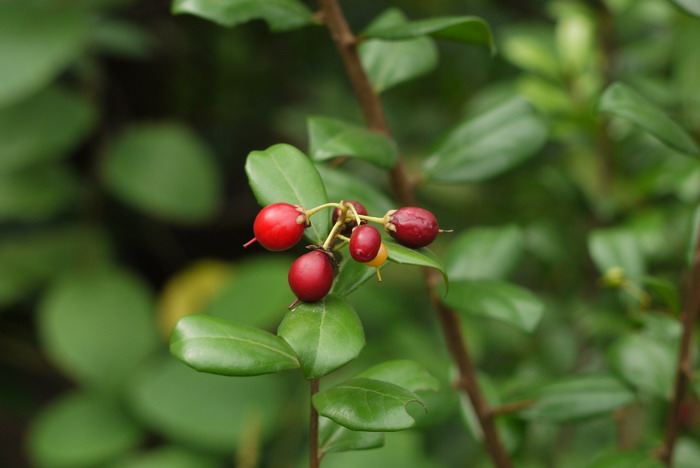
[38,268,158,390]
[170,314,299,376]
[0,87,96,172]
[319,417,384,455]
[385,240,448,287]
[598,82,699,155]
[245,144,329,244]
[171,0,314,32]
[442,280,544,333]
[670,0,700,17]
[277,294,365,380]
[331,254,386,296]
[444,225,524,281]
[0,4,89,108]
[308,116,398,169]
[608,334,676,400]
[102,122,222,224]
[424,96,547,183]
[28,392,144,468]
[105,445,222,468]
[314,378,424,431]
[355,360,439,392]
[315,166,395,217]
[359,9,438,93]
[521,374,636,422]
[588,228,646,280]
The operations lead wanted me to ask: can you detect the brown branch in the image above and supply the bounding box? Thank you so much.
[318,1,512,466]
[310,379,320,468]
[660,225,700,465]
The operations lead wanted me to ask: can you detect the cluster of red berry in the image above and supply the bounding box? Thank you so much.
[244,201,444,307]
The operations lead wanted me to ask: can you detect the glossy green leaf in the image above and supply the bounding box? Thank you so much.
[442,280,544,333]
[0,4,89,108]
[385,240,448,288]
[38,268,157,389]
[521,374,636,422]
[308,116,398,169]
[315,166,395,217]
[608,334,676,400]
[0,87,97,172]
[598,82,699,155]
[424,96,547,183]
[102,122,222,224]
[28,392,144,468]
[331,255,386,296]
[170,314,299,376]
[444,225,524,281]
[355,360,439,392]
[277,294,365,380]
[105,445,222,468]
[588,228,646,280]
[171,0,314,32]
[245,143,329,244]
[587,450,664,468]
[359,9,438,93]
[319,417,384,455]
[670,0,700,17]
[313,378,424,431]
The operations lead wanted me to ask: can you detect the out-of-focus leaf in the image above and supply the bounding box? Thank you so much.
[501,25,560,78]
[313,378,424,431]
[642,276,680,313]
[277,294,365,380]
[355,360,439,392]
[385,240,447,287]
[669,0,700,18]
[331,255,386,296]
[102,122,222,224]
[319,417,384,455]
[316,166,395,217]
[93,20,156,59]
[444,225,524,281]
[588,228,646,280]
[0,4,89,108]
[171,0,314,32]
[28,392,144,468]
[687,204,700,268]
[424,96,547,183]
[677,438,700,468]
[598,82,699,155]
[587,450,664,468]
[245,144,329,244]
[308,116,398,169]
[521,374,636,422]
[359,9,438,93]
[170,314,299,376]
[105,445,223,468]
[553,2,595,75]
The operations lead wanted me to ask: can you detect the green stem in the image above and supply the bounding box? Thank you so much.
[306,202,342,218]
[357,214,386,224]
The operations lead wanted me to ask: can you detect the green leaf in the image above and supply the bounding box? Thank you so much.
[501,25,560,78]
[670,0,700,17]
[105,445,223,468]
[28,392,144,468]
[315,166,395,217]
[0,87,97,172]
[38,268,158,390]
[588,228,646,280]
[277,294,365,380]
[444,225,524,281]
[385,240,448,288]
[598,82,699,155]
[313,378,424,431]
[424,96,547,183]
[171,0,314,32]
[442,280,544,333]
[93,20,156,60]
[687,204,700,268]
[521,374,636,422]
[0,4,89,108]
[355,359,439,392]
[170,314,299,376]
[677,438,700,468]
[319,417,384,455]
[608,334,676,400]
[359,9,438,93]
[331,254,385,296]
[102,122,222,224]
[587,450,665,468]
[364,15,494,53]
[308,116,398,169]
[642,276,680,313]
[245,143,329,244]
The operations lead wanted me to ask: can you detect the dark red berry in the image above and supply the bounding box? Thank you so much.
[247,203,306,251]
[349,225,382,262]
[332,201,368,236]
[288,251,334,302]
[385,207,439,248]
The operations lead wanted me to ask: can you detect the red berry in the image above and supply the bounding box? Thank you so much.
[288,251,334,302]
[248,203,306,251]
[332,201,368,236]
[385,207,439,248]
[349,225,382,262]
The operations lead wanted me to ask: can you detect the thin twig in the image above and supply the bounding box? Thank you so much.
[488,399,537,417]
[310,379,320,468]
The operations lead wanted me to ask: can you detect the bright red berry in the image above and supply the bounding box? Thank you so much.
[349,225,382,262]
[333,201,368,236]
[245,203,307,251]
[385,207,439,248]
[288,251,335,303]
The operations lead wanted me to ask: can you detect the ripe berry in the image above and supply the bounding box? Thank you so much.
[332,201,368,236]
[385,207,439,248]
[349,225,382,262]
[244,203,307,251]
[288,251,335,303]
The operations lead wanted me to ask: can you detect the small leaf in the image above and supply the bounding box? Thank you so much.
[359,9,438,93]
[316,166,395,217]
[442,280,544,333]
[313,378,424,431]
[277,294,365,380]
[245,144,329,244]
[670,0,700,17]
[171,0,314,32]
[598,82,699,155]
[385,240,448,288]
[308,116,398,169]
[444,225,524,281]
[588,228,646,280]
[331,255,386,296]
[319,417,384,455]
[521,374,636,422]
[355,360,439,392]
[424,96,547,183]
[170,314,299,376]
